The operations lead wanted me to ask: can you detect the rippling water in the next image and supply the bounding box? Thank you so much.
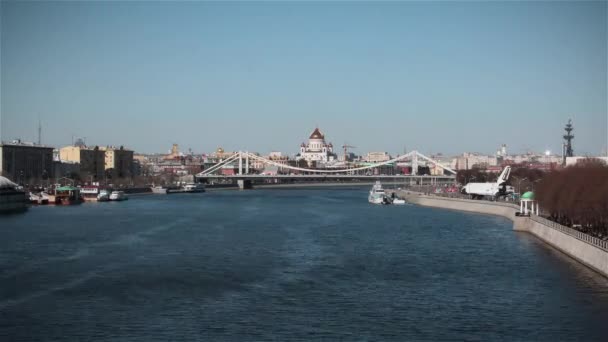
[1,188,607,341]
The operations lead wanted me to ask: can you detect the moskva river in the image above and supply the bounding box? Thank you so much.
[1,188,607,341]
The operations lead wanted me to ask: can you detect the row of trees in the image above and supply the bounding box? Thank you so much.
[536,160,608,237]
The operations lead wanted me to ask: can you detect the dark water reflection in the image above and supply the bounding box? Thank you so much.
[1,189,607,341]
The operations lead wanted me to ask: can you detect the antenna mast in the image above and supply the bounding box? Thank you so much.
[38,119,42,145]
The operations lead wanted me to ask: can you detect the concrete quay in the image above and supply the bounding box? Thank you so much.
[391,190,608,278]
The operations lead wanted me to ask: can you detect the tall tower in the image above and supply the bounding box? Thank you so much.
[563,119,574,157]
[38,119,42,145]
[562,119,574,165]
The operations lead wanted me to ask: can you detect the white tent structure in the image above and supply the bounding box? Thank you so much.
[0,176,18,189]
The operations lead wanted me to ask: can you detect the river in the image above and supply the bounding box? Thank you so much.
[1,188,607,341]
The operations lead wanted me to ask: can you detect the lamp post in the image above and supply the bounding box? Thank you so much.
[517,177,527,196]
[531,179,541,193]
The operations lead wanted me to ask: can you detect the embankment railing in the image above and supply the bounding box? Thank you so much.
[409,191,608,252]
[530,215,608,252]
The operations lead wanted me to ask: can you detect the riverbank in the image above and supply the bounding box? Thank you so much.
[394,190,608,278]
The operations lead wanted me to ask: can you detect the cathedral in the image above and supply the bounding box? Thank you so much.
[296,128,337,164]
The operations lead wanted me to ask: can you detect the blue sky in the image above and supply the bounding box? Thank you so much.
[1,1,606,156]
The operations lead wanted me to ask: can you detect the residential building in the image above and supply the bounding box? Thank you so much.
[364,152,391,163]
[267,151,289,165]
[53,161,80,179]
[565,156,608,166]
[59,145,105,181]
[99,146,134,179]
[0,140,54,184]
[453,153,498,170]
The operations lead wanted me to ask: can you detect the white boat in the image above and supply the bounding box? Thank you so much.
[393,198,406,205]
[0,176,28,213]
[151,186,168,194]
[182,183,205,193]
[97,189,110,202]
[109,191,128,201]
[29,191,49,205]
[368,181,390,204]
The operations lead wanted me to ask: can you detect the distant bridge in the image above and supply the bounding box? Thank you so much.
[196,150,456,189]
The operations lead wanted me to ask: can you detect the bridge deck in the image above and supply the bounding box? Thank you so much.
[197,174,455,180]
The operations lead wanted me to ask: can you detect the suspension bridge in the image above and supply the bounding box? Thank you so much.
[196,150,456,189]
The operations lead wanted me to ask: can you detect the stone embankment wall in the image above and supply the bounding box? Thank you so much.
[396,190,608,278]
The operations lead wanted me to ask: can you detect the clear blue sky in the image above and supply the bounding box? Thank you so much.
[1,1,606,156]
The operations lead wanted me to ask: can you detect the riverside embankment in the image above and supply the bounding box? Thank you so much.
[393,190,608,278]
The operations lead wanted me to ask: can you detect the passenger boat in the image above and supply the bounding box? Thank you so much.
[182,183,205,193]
[97,189,111,202]
[29,191,49,205]
[0,176,28,213]
[54,186,84,205]
[368,181,390,204]
[151,186,168,194]
[109,191,128,201]
[392,198,406,205]
[80,186,101,201]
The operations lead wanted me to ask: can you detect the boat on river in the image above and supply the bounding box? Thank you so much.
[97,189,110,202]
[392,198,406,205]
[369,181,391,205]
[54,186,84,205]
[182,183,205,193]
[29,191,50,205]
[151,186,168,194]
[0,176,28,213]
[109,191,128,201]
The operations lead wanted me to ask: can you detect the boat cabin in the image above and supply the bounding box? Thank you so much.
[54,186,83,205]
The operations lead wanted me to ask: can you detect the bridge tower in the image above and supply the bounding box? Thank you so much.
[411,151,418,176]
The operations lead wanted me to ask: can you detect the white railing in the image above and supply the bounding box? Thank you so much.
[530,215,608,252]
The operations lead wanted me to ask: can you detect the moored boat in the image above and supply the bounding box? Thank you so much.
[182,183,205,193]
[151,186,168,194]
[0,176,28,213]
[29,191,49,205]
[392,198,406,205]
[369,181,390,204]
[97,189,111,202]
[109,191,128,201]
[54,186,84,205]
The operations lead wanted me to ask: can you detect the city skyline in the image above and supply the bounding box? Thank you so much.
[1,1,607,156]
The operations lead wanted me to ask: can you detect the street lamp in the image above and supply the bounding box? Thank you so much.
[517,177,527,195]
[531,179,541,192]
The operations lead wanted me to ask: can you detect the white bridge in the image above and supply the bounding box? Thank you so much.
[196,150,456,188]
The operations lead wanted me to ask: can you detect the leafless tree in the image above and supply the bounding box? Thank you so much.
[536,159,608,238]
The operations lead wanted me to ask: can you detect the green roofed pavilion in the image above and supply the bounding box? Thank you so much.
[521,191,535,200]
[56,186,80,191]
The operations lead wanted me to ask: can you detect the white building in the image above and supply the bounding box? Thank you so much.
[496,144,508,157]
[297,128,336,164]
[364,152,391,163]
[452,153,498,170]
[565,156,608,166]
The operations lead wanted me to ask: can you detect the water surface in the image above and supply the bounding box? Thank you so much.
[1,189,607,341]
